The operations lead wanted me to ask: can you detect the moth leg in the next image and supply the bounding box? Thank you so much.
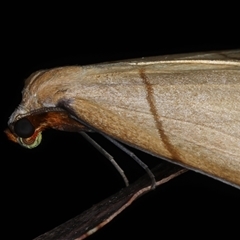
[101,134,156,189]
[79,132,129,187]
[69,112,155,188]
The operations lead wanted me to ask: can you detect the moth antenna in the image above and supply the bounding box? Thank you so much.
[79,132,129,187]
[101,133,156,189]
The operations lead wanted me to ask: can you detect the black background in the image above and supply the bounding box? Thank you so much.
[2,6,240,240]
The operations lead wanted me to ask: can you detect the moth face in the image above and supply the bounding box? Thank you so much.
[6,109,88,149]
[6,115,43,149]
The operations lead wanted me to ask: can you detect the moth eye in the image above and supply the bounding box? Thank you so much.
[14,118,35,138]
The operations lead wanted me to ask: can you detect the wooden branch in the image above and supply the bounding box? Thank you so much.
[33,161,186,240]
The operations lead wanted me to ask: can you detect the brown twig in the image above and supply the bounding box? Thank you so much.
[33,161,187,240]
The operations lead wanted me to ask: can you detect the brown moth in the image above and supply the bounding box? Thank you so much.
[5,49,240,188]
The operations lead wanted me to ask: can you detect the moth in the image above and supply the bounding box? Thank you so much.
[5,49,240,189]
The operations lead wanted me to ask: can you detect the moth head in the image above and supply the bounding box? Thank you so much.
[5,108,88,149]
[14,117,43,148]
[6,114,43,149]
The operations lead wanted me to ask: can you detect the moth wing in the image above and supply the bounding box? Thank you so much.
[64,50,240,187]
